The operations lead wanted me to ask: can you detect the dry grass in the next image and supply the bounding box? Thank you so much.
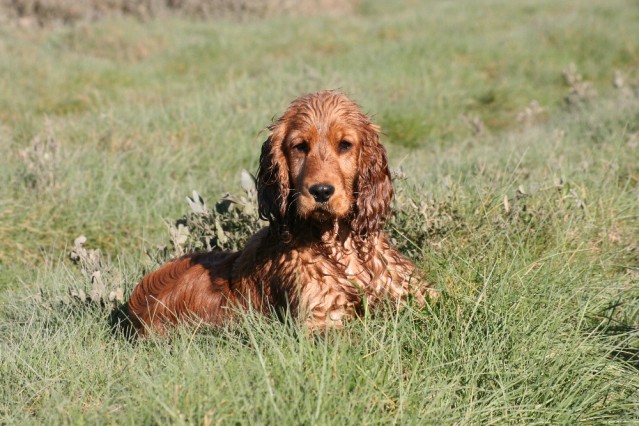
[1,0,356,26]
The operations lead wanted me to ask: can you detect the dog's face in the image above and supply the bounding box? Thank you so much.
[258,91,393,238]
[283,110,361,221]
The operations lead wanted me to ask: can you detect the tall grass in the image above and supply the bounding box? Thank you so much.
[1,0,638,423]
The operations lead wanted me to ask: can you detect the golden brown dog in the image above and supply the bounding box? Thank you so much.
[127,91,435,336]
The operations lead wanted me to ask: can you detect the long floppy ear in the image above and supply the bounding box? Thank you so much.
[257,121,289,226]
[351,122,393,240]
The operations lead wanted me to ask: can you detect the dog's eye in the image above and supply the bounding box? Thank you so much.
[338,140,352,153]
[293,141,309,154]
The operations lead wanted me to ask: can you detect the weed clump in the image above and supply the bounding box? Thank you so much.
[17,120,59,192]
[66,235,125,310]
[516,100,546,128]
[159,170,265,259]
[563,63,597,106]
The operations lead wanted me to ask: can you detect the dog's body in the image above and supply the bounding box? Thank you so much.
[128,91,434,336]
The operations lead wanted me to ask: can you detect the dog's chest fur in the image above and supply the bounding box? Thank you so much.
[233,227,421,328]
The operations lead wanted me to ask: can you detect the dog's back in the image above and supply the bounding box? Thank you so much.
[127,251,239,336]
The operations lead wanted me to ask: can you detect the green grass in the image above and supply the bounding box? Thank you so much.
[1,0,639,423]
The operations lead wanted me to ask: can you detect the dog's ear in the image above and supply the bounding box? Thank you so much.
[257,121,289,227]
[351,121,393,241]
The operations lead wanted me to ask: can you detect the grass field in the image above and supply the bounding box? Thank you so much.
[1,0,639,423]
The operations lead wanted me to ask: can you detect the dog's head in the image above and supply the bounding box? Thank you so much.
[257,91,393,240]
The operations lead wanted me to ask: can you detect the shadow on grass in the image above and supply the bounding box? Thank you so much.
[109,302,139,343]
[588,299,639,371]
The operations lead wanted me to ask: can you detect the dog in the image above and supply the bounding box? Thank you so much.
[127,91,435,336]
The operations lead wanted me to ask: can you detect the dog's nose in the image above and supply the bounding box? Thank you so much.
[309,184,335,203]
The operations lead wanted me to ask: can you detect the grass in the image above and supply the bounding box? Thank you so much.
[1,0,639,423]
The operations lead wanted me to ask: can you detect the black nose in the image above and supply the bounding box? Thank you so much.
[309,183,335,203]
